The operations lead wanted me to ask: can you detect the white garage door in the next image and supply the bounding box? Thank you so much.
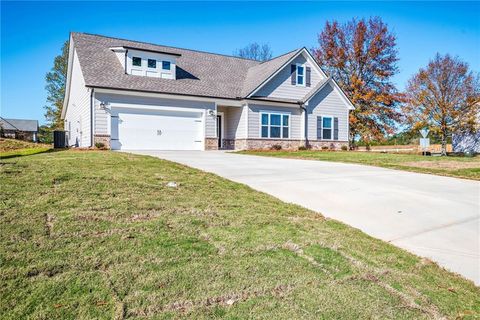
[111,108,203,150]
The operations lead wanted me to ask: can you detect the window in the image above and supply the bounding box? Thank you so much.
[132,57,142,67]
[296,64,305,86]
[260,112,290,139]
[148,59,156,68]
[322,117,332,140]
[162,61,171,70]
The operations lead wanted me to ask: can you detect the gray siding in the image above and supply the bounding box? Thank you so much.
[307,83,349,142]
[218,105,246,139]
[254,54,325,100]
[247,104,302,139]
[94,93,216,138]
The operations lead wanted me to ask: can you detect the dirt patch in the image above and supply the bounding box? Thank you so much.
[404,161,480,170]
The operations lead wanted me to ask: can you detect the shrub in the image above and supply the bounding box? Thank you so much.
[321,146,329,150]
[298,146,308,151]
[95,142,106,149]
[271,144,282,151]
[341,145,348,151]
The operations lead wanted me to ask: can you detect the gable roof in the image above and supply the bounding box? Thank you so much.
[68,33,355,111]
[0,118,38,132]
[302,77,355,110]
[241,49,302,97]
[72,32,261,100]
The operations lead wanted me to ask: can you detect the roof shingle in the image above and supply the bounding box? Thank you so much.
[0,118,38,132]
[72,33,302,101]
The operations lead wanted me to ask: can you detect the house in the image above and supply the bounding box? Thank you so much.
[0,117,38,142]
[62,33,354,150]
[452,104,480,153]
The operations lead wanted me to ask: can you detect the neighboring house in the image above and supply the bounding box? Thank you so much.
[62,32,354,150]
[0,117,38,142]
[452,104,480,153]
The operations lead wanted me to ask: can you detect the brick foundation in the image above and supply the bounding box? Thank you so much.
[230,139,304,150]
[222,139,235,150]
[205,138,219,150]
[218,139,348,151]
[306,140,348,150]
[94,135,111,149]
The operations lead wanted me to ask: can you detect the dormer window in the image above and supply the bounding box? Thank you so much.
[148,59,156,68]
[296,64,305,86]
[132,57,142,66]
[162,61,171,70]
[114,46,179,79]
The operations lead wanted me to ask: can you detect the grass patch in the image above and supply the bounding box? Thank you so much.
[1,150,478,319]
[239,150,480,180]
[0,138,52,159]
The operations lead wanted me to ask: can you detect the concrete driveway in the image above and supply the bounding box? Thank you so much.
[129,150,480,285]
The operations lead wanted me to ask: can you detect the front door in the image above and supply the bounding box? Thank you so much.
[217,114,222,148]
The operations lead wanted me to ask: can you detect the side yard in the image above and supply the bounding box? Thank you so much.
[0,138,51,158]
[1,150,479,319]
[240,150,480,180]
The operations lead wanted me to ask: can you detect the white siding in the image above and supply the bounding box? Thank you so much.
[64,49,91,147]
[94,93,216,139]
[254,54,325,101]
[307,83,349,142]
[126,49,177,79]
[247,104,302,139]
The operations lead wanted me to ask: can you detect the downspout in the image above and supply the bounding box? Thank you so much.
[300,103,308,148]
[124,49,128,74]
[90,88,95,147]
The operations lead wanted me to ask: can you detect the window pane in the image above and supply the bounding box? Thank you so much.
[282,115,289,126]
[283,127,289,138]
[297,75,304,85]
[297,66,304,75]
[132,57,142,66]
[323,117,332,128]
[261,114,269,125]
[323,129,332,140]
[270,126,281,138]
[148,59,156,68]
[261,126,269,138]
[270,114,281,126]
[162,61,171,70]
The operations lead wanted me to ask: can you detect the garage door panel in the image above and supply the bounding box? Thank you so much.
[111,108,203,150]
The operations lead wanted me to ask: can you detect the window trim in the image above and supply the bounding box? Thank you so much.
[296,63,305,87]
[162,60,171,70]
[132,56,142,67]
[147,59,157,69]
[321,115,333,140]
[259,111,291,139]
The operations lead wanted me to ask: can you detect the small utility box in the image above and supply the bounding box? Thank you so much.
[53,131,66,148]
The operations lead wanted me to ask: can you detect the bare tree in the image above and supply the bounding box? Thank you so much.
[403,54,480,155]
[234,43,272,61]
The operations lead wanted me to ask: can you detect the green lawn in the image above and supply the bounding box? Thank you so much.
[0,138,52,159]
[1,150,478,319]
[240,150,480,180]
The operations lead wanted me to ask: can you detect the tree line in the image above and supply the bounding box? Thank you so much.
[44,17,479,155]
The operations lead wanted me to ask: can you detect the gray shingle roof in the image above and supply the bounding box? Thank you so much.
[0,118,38,132]
[72,33,302,101]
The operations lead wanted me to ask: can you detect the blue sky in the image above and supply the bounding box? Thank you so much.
[1,1,479,125]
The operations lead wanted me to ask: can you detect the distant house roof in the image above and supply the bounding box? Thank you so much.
[0,118,38,132]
